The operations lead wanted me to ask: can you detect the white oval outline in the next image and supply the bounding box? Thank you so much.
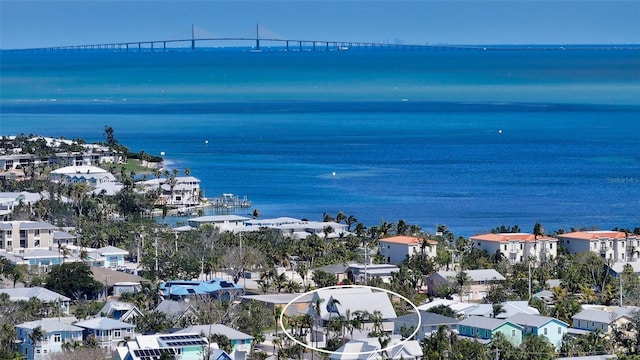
[278,285,421,356]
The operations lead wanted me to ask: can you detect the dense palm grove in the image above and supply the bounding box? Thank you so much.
[1,131,639,359]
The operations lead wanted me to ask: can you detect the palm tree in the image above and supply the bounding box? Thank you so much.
[311,297,325,350]
[28,326,45,347]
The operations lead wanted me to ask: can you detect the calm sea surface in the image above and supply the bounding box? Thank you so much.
[1,47,639,236]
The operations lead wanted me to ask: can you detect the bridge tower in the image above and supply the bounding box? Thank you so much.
[256,23,260,50]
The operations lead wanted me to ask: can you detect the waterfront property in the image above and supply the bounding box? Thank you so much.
[506,313,569,349]
[426,269,506,301]
[187,215,251,229]
[73,317,136,350]
[378,236,438,264]
[558,230,640,262]
[49,165,118,187]
[469,233,558,264]
[457,316,523,346]
[138,176,202,208]
[15,318,83,360]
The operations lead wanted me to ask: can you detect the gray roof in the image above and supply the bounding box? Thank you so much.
[16,318,83,333]
[435,269,506,282]
[156,299,193,316]
[54,230,76,240]
[315,263,349,274]
[74,317,134,330]
[175,324,252,340]
[395,311,459,327]
[458,316,522,330]
[572,308,630,323]
[242,293,314,304]
[19,221,57,230]
[0,287,70,302]
[506,313,568,328]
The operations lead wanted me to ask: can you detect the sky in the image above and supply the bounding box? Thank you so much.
[1,0,639,49]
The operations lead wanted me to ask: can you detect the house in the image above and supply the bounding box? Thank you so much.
[49,165,117,187]
[393,311,459,340]
[86,245,129,269]
[571,306,635,333]
[469,233,558,264]
[241,293,314,317]
[174,324,253,353]
[0,287,71,315]
[457,316,523,346]
[463,301,540,319]
[15,318,83,360]
[0,191,43,218]
[155,299,199,325]
[426,269,506,301]
[309,287,397,332]
[159,278,243,301]
[344,263,399,285]
[378,236,438,264]
[188,215,251,229]
[416,298,477,317]
[330,336,422,360]
[138,176,202,207]
[98,301,143,322]
[73,317,135,350]
[115,333,216,360]
[506,313,569,349]
[609,261,640,278]
[272,221,349,239]
[558,230,640,262]
[0,220,57,250]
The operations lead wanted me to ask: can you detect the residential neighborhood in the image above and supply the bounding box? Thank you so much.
[0,133,639,360]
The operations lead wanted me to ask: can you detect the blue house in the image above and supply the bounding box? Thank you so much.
[16,318,83,360]
[506,313,568,349]
[457,316,523,346]
[160,278,243,301]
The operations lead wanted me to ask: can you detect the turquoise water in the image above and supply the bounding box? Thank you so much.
[1,48,639,235]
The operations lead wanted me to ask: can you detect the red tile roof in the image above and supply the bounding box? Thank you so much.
[557,231,627,240]
[379,236,438,245]
[470,233,557,243]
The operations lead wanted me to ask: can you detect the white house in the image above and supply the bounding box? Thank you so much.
[558,231,640,262]
[0,287,71,315]
[330,336,422,360]
[49,165,117,186]
[571,306,636,333]
[469,233,558,264]
[16,318,83,360]
[138,176,202,207]
[379,236,438,265]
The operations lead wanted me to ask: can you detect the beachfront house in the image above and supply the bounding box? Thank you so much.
[187,215,251,230]
[506,313,568,349]
[457,316,523,346]
[16,318,84,360]
[379,236,438,264]
[558,230,640,262]
[469,232,558,264]
[138,176,202,208]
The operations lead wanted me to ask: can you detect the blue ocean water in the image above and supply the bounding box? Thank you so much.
[1,48,639,236]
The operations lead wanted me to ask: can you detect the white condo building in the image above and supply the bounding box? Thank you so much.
[469,233,558,264]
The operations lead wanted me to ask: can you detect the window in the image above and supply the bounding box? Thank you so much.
[504,245,507,251]
[54,333,61,342]
[520,244,523,250]
[114,330,121,338]
[543,328,547,335]
[558,327,562,334]
[511,329,516,337]
[550,243,553,249]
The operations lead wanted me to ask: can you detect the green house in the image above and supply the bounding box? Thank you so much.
[457,316,523,346]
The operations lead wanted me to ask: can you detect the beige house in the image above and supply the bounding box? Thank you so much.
[379,236,438,264]
[0,221,56,251]
[469,233,558,264]
[558,231,640,262]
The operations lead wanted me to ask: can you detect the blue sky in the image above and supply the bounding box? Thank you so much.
[1,0,639,49]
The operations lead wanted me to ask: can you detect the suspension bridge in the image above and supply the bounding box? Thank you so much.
[7,24,483,53]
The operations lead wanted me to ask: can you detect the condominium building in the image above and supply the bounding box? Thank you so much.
[469,233,558,264]
[558,231,640,262]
